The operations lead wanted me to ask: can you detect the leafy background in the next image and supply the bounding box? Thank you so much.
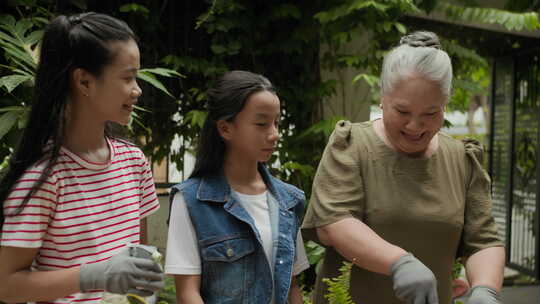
[1,0,539,302]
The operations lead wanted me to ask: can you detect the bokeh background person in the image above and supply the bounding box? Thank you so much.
[302,31,505,304]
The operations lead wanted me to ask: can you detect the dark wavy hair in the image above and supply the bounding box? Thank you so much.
[190,70,276,178]
[0,12,137,228]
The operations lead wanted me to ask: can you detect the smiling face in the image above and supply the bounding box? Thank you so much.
[220,90,281,163]
[87,39,141,126]
[381,74,446,156]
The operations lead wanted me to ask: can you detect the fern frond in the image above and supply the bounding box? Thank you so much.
[323,262,356,304]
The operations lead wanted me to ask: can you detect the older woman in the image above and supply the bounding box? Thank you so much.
[302,31,505,304]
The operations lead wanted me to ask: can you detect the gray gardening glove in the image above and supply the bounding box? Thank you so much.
[126,244,164,295]
[79,247,164,296]
[390,253,439,304]
[466,286,501,304]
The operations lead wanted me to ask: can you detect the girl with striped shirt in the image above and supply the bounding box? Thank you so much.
[0,12,163,304]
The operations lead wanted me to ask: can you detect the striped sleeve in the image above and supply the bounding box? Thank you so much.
[138,153,159,218]
[1,168,57,248]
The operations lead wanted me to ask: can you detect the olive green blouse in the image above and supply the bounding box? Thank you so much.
[302,120,503,304]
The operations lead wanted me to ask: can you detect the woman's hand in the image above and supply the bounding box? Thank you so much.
[317,218,440,303]
[390,253,439,304]
[465,247,505,292]
[465,286,501,304]
[462,247,505,304]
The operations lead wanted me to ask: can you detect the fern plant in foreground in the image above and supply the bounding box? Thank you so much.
[322,262,356,304]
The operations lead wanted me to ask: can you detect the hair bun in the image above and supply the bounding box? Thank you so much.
[399,31,441,49]
[68,15,83,26]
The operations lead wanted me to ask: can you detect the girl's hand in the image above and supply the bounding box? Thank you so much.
[79,247,164,296]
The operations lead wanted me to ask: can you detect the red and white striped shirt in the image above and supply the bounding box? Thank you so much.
[1,137,159,304]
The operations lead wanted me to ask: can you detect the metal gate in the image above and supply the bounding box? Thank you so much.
[490,49,540,279]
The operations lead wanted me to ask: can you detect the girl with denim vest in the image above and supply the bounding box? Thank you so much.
[0,13,164,304]
[165,70,309,304]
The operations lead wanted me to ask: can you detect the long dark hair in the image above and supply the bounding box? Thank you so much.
[190,70,276,178]
[0,12,137,228]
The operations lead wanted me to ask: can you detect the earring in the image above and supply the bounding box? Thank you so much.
[379,103,383,109]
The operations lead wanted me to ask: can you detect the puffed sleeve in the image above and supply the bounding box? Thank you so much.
[302,120,365,241]
[457,138,504,258]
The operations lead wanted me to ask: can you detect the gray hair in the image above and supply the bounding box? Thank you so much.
[380,31,453,100]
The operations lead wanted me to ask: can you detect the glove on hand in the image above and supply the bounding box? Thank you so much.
[466,286,501,304]
[390,253,439,304]
[79,246,164,296]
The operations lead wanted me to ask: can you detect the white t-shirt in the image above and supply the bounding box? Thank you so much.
[234,191,274,272]
[165,190,310,276]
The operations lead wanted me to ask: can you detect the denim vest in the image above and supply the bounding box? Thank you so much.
[169,164,305,304]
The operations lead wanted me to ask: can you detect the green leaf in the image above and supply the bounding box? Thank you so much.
[438,3,540,31]
[133,105,152,113]
[352,73,379,87]
[0,106,26,113]
[315,0,408,23]
[210,44,227,54]
[0,16,42,74]
[184,110,207,128]
[297,116,346,140]
[0,74,32,93]
[130,111,151,134]
[195,0,219,30]
[0,29,20,46]
[14,19,33,37]
[12,68,34,77]
[25,29,43,45]
[119,3,150,15]
[3,52,35,75]
[348,1,386,13]
[282,161,315,177]
[0,111,19,140]
[137,71,174,98]
[1,40,37,70]
[139,67,184,78]
[30,16,51,26]
[394,22,407,34]
[382,21,392,32]
[0,15,16,28]
[305,240,326,265]
[272,4,302,19]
